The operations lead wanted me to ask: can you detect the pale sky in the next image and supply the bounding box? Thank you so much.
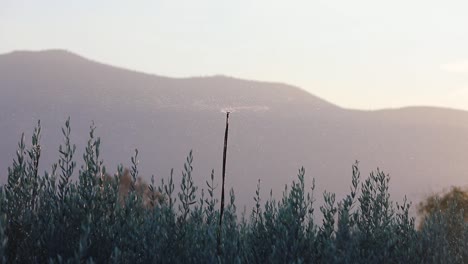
[2,0,468,110]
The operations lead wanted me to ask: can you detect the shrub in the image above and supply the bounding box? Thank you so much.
[0,120,466,263]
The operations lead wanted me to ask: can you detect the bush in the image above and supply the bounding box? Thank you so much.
[0,120,466,263]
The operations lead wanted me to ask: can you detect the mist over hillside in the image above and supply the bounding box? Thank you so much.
[1,50,468,209]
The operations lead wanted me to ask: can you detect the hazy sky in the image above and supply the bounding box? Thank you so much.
[2,0,468,110]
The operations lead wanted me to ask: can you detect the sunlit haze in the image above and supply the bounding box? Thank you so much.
[2,0,468,110]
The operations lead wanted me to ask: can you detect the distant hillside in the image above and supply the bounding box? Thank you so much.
[1,50,468,209]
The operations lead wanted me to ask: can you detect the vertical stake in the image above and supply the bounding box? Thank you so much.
[217,111,230,258]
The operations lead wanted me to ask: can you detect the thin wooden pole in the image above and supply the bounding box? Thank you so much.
[217,111,230,257]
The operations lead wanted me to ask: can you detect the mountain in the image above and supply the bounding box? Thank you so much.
[1,49,468,210]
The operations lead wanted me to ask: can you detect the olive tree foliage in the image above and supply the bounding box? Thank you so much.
[0,120,466,263]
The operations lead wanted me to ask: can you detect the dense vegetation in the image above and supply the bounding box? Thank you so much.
[1,120,467,263]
